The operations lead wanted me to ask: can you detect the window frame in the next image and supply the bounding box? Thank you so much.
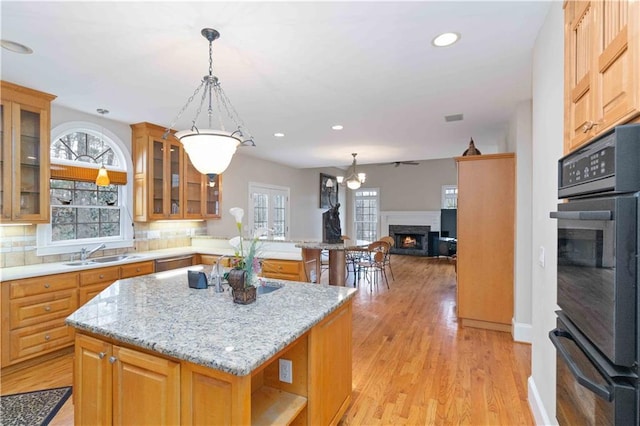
[441,184,458,209]
[248,182,290,241]
[36,121,134,256]
[353,187,379,244]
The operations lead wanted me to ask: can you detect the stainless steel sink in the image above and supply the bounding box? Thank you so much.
[91,255,140,263]
[256,284,283,295]
[64,254,140,266]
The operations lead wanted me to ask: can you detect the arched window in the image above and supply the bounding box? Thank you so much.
[37,122,133,255]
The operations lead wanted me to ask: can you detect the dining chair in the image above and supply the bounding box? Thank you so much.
[379,236,395,281]
[356,240,391,290]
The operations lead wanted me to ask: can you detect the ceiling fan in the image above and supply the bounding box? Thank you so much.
[385,161,420,167]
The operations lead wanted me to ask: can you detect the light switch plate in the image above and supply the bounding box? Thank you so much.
[538,246,545,268]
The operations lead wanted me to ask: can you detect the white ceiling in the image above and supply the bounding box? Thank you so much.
[1,1,550,169]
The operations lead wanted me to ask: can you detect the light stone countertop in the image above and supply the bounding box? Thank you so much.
[66,265,357,376]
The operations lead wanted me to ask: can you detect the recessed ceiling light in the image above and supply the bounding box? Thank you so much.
[432,32,460,48]
[331,125,344,130]
[274,132,285,137]
[1,39,33,54]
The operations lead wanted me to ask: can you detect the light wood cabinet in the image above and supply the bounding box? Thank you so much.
[131,122,221,221]
[564,0,640,152]
[75,333,180,425]
[1,260,154,369]
[1,272,78,367]
[0,81,56,223]
[455,154,515,332]
[261,259,306,282]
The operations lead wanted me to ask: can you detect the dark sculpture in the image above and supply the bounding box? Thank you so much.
[323,202,342,244]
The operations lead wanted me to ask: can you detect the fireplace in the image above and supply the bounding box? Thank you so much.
[389,225,430,256]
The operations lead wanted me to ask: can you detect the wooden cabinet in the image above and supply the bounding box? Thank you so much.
[1,260,154,369]
[261,259,306,281]
[75,333,180,425]
[455,154,515,332]
[131,122,221,221]
[0,81,56,223]
[564,0,640,152]
[1,272,78,367]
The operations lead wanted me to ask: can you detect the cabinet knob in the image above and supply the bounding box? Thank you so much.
[136,268,141,272]
[98,352,106,359]
[109,356,117,364]
[44,305,51,312]
[582,120,600,133]
[99,274,104,279]
[44,283,51,289]
[44,334,51,341]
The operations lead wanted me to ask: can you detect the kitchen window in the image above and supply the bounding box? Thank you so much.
[441,185,458,209]
[37,122,133,255]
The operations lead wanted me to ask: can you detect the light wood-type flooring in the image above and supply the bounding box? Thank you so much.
[0,255,533,425]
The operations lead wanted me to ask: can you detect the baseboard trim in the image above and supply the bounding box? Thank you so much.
[528,376,556,426]
[512,319,533,343]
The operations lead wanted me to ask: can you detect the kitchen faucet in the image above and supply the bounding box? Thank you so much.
[211,255,228,293]
[80,243,106,261]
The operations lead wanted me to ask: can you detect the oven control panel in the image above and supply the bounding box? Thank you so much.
[558,124,640,198]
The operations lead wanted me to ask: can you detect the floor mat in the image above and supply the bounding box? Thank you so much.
[1,386,72,426]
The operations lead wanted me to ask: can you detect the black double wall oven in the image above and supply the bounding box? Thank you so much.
[550,124,640,426]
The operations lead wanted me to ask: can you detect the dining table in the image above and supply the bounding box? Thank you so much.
[296,242,369,286]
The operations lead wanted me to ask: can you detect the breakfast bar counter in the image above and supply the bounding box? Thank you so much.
[66,266,357,425]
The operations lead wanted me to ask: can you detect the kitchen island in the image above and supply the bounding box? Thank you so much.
[66,265,357,425]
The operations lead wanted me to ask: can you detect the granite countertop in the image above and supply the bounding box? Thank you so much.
[295,242,348,250]
[66,265,357,376]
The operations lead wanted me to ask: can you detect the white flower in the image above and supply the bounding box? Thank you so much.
[229,236,241,250]
[253,227,270,240]
[229,207,244,224]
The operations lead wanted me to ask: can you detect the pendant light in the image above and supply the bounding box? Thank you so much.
[336,153,366,190]
[164,28,255,183]
[95,108,110,187]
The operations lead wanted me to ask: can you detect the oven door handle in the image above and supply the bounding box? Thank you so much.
[549,210,612,221]
[549,329,613,401]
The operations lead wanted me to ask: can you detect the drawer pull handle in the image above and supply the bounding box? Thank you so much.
[136,268,141,272]
[99,274,104,279]
[109,356,117,364]
[44,334,51,341]
[98,352,106,359]
[44,306,51,312]
[44,284,51,289]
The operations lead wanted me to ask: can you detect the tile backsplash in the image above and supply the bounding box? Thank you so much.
[0,221,208,268]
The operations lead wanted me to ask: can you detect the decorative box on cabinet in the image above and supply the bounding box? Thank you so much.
[455,153,515,332]
[564,0,640,153]
[0,81,56,223]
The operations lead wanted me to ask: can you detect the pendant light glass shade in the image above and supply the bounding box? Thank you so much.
[175,129,241,175]
[96,165,110,186]
[165,28,255,178]
[337,153,366,190]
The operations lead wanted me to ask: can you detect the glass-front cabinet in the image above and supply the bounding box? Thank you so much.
[0,81,56,223]
[131,122,220,221]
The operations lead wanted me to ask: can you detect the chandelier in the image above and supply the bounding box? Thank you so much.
[337,153,366,190]
[164,28,254,182]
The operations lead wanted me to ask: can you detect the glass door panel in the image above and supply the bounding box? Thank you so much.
[204,174,220,218]
[169,141,181,217]
[0,103,6,219]
[18,109,41,216]
[151,140,164,217]
[184,155,202,218]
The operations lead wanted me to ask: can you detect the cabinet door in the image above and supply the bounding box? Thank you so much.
[565,1,596,152]
[203,174,221,218]
[167,139,183,218]
[75,334,113,426]
[112,345,180,425]
[592,0,640,131]
[149,138,166,219]
[184,153,203,219]
[0,100,11,220]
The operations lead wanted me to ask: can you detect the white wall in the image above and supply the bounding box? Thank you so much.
[508,101,534,342]
[529,2,564,424]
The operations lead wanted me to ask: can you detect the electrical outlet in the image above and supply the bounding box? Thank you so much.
[279,358,293,384]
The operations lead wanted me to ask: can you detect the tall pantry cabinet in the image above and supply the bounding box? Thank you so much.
[455,153,515,332]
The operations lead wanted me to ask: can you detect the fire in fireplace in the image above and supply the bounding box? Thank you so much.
[401,235,419,248]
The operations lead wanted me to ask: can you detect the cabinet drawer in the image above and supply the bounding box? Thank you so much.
[80,266,119,286]
[79,282,111,306]
[9,273,78,299]
[261,260,301,276]
[262,271,301,281]
[10,290,78,329]
[120,261,154,278]
[9,318,75,362]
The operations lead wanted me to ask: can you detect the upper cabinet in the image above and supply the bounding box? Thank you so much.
[131,122,221,221]
[0,81,56,223]
[564,0,640,153]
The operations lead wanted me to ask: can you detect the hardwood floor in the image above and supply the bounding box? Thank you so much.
[0,255,532,425]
